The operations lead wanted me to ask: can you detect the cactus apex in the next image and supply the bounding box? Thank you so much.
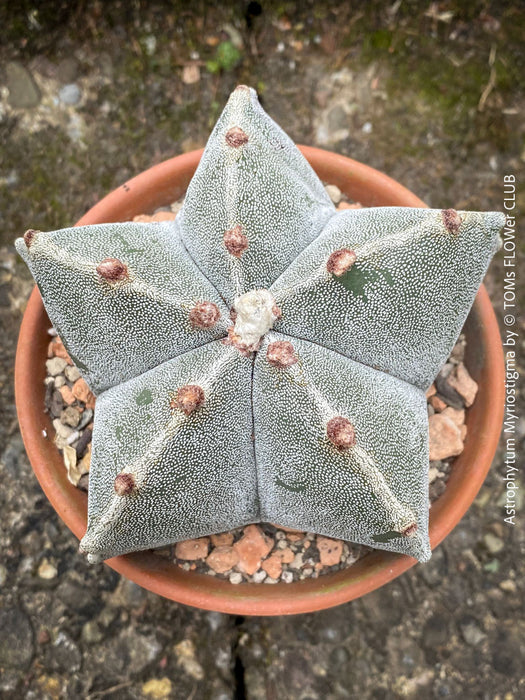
[96,257,129,283]
[114,472,136,496]
[326,416,356,451]
[189,301,221,329]
[171,384,205,416]
[23,229,40,248]
[326,248,357,276]
[267,340,298,368]
[225,126,249,148]
[224,225,248,257]
[442,208,462,234]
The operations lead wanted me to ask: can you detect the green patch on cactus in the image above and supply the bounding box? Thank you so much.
[275,477,307,494]
[113,232,144,254]
[16,86,504,565]
[135,388,153,406]
[372,530,405,543]
[334,264,395,301]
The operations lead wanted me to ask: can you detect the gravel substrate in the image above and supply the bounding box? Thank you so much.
[42,186,478,584]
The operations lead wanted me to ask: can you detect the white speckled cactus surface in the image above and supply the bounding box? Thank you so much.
[16,86,504,565]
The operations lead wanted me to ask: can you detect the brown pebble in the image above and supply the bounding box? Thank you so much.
[446,362,478,407]
[233,525,274,575]
[441,406,465,428]
[317,536,344,566]
[59,384,75,406]
[37,628,51,645]
[428,414,464,461]
[425,383,437,399]
[78,444,92,474]
[61,406,80,427]
[72,378,96,408]
[52,337,73,364]
[171,384,205,416]
[206,545,239,574]
[75,428,92,459]
[430,395,447,412]
[326,416,356,450]
[211,532,234,547]
[262,553,283,580]
[175,537,210,561]
[50,389,64,416]
[276,547,295,564]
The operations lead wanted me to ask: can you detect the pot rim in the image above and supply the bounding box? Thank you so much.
[15,146,505,615]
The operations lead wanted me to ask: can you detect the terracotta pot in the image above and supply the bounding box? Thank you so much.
[15,147,505,615]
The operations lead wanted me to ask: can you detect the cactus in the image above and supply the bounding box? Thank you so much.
[16,85,504,565]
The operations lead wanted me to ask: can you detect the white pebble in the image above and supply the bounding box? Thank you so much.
[252,570,267,583]
[229,572,243,584]
[281,571,294,583]
[46,357,67,376]
[325,184,342,204]
[65,365,81,383]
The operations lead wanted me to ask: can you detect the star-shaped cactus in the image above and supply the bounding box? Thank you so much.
[16,86,504,564]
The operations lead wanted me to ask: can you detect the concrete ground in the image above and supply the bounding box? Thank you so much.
[0,2,524,698]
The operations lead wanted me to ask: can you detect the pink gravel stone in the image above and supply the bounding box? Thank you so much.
[233,525,274,575]
[430,395,447,412]
[447,362,478,407]
[425,383,437,399]
[428,414,464,461]
[205,545,239,574]
[175,537,210,561]
[262,553,283,579]
[211,532,234,547]
[72,378,96,409]
[276,547,295,564]
[441,406,466,428]
[52,337,73,364]
[317,536,344,566]
[59,385,75,406]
